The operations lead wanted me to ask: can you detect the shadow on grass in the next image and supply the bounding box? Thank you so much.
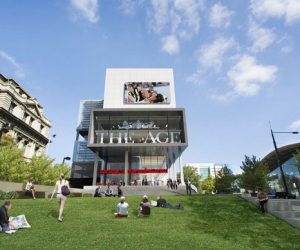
[47,209,58,219]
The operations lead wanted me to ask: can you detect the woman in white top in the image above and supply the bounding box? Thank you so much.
[50,173,70,222]
[114,196,129,218]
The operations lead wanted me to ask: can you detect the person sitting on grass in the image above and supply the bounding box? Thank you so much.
[25,179,36,199]
[105,184,114,197]
[257,188,268,214]
[114,196,129,218]
[0,201,17,234]
[138,195,151,217]
[117,184,123,197]
[94,185,103,197]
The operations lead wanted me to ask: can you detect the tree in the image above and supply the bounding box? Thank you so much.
[177,166,200,187]
[0,135,71,185]
[240,155,269,193]
[26,156,72,185]
[216,166,234,193]
[26,156,54,185]
[52,163,71,180]
[0,135,27,182]
[200,176,215,193]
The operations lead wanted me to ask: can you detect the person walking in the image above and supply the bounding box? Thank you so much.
[186,179,192,196]
[50,173,70,222]
[257,188,268,214]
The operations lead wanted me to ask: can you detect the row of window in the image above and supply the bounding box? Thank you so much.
[9,102,47,135]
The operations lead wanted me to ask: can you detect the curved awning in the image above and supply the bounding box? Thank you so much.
[261,143,300,172]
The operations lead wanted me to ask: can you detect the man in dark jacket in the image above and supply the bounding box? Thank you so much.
[0,201,12,232]
[156,196,184,209]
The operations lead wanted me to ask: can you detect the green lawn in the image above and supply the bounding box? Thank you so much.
[0,195,299,250]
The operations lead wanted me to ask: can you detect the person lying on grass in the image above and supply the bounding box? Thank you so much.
[138,195,151,217]
[155,196,184,209]
[114,196,128,218]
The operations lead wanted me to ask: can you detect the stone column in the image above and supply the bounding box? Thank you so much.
[100,159,105,184]
[124,150,129,186]
[179,151,184,185]
[92,151,99,186]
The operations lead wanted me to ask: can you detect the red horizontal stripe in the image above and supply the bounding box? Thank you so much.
[100,169,168,174]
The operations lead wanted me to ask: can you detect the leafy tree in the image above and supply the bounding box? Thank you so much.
[240,155,269,193]
[52,163,71,180]
[0,136,27,182]
[0,135,15,146]
[26,156,55,185]
[200,176,216,193]
[177,166,200,187]
[216,166,234,193]
[0,135,71,185]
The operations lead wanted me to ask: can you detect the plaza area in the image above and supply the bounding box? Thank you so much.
[0,195,299,249]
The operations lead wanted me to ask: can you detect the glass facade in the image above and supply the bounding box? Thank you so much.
[268,157,300,196]
[88,109,187,185]
[71,100,104,187]
[91,110,185,145]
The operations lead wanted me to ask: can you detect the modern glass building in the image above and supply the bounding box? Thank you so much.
[71,100,104,187]
[262,143,300,196]
[71,69,188,187]
[185,163,225,180]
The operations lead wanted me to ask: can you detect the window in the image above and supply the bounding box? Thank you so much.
[9,102,17,113]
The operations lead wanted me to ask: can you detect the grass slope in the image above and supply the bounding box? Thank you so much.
[0,195,299,250]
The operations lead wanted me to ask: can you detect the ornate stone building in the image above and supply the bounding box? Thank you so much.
[0,74,51,159]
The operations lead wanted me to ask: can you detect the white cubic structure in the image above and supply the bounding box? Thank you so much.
[71,68,188,187]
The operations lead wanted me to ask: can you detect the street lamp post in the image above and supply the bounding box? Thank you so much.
[270,129,298,195]
[62,156,71,164]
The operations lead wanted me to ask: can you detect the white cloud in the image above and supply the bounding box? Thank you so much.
[209,3,234,28]
[289,119,300,130]
[209,55,278,102]
[119,0,144,16]
[250,0,300,23]
[161,35,180,55]
[0,50,25,78]
[197,37,235,71]
[281,45,293,53]
[228,55,278,96]
[149,0,204,35]
[149,0,204,54]
[209,91,236,102]
[70,0,99,23]
[248,19,276,52]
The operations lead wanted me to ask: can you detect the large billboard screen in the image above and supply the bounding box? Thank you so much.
[123,82,171,104]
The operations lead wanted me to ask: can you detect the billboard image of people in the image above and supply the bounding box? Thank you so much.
[124,82,171,104]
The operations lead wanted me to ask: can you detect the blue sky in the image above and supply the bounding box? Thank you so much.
[1,0,300,173]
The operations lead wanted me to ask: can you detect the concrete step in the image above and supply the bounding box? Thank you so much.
[272,210,300,219]
[285,218,300,229]
[267,200,300,211]
[292,205,300,211]
[120,186,188,196]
